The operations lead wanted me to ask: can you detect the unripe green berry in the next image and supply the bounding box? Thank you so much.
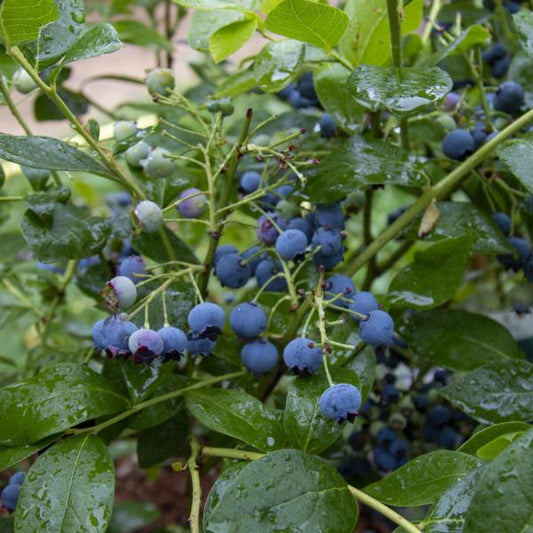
[133,200,163,233]
[146,68,175,96]
[13,68,38,94]
[142,147,175,179]
[389,412,407,431]
[276,200,300,219]
[125,141,151,168]
[436,114,457,132]
[114,121,137,142]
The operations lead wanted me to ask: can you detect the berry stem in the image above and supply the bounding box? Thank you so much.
[348,486,422,533]
[386,0,403,71]
[315,269,334,387]
[202,447,265,461]
[187,436,202,533]
[345,106,533,276]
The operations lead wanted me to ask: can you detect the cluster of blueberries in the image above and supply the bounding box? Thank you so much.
[338,352,473,483]
[493,211,533,281]
[441,80,525,161]
[1,472,24,513]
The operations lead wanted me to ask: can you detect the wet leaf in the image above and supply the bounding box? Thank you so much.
[0,363,130,445]
[497,138,533,193]
[186,388,284,452]
[204,449,358,532]
[365,451,482,506]
[459,421,531,456]
[14,435,114,532]
[209,18,257,63]
[348,65,453,117]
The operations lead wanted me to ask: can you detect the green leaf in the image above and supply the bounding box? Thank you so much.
[344,347,376,402]
[390,235,474,308]
[31,0,86,64]
[215,69,257,97]
[314,63,365,133]
[283,376,344,454]
[34,89,89,121]
[254,39,305,92]
[365,450,482,507]
[402,310,523,371]
[463,428,533,533]
[348,65,453,117]
[304,137,425,202]
[0,363,130,445]
[132,226,198,264]
[476,431,525,460]
[204,449,358,533]
[0,134,110,175]
[497,139,533,193]
[440,359,533,424]
[406,201,514,254]
[173,0,259,10]
[109,501,160,533]
[114,20,173,50]
[186,388,284,452]
[382,291,435,310]
[21,204,110,262]
[0,0,60,46]
[514,11,533,56]
[189,10,245,51]
[118,358,174,404]
[209,18,257,63]
[137,415,188,468]
[459,421,531,456]
[339,0,423,66]
[0,437,57,472]
[203,463,248,521]
[59,23,123,67]
[14,435,115,532]
[265,0,348,50]
[422,25,490,67]
[419,469,480,533]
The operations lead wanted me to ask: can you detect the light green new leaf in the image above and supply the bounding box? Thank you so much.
[0,0,60,46]
[265,0,348,50]
[339,0,423,66]
[209,18,257,63]
[189,10,245,51]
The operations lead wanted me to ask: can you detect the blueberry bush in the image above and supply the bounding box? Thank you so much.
[0,0,533,531]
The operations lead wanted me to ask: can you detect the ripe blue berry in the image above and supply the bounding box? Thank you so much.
[102,276,137,311]
[241,339,278,375]
[275,229,307,260]
[491,56,510,79]
[187,331,216,356]
[319,383,362,423]
[297,71,317,101]
[315,203,345,229]
[437,427,458,449]
[286,217,313,242]
[312,227,344,268]
[499,236,532,271]
[482,42,506,64]
[128,328,164,362]
[215,245,239,262]
[494,81,524,115]
[241,245,265,274]
[255,258,288,292]
[376,426,397,447]
[118,255,146,283]
[492,212,511,236]
[1,484,21,511]
[188,302,225,339]
[324,274,355,307]
[239,171,261,194]
[319,113,336,139]
[9,473,25,486]
[114,120,137,142]
[142,147,175,179]
[214,253,251,288]
[381,384,400,406]
[442,129,475,160]
[229,302,267,338]
[373,447,397,472]
[257,214,281,245]
[348,291,379,321]
[125,141,151,168]
[13,68,37,94]
[146,67,175,96]
[359,310,394,346]
[96,314,138,357]
[283,337,322,375]
[157,326,187,360]
[177,187,207,218]
[471,122,487,149]
[133,200,163,233]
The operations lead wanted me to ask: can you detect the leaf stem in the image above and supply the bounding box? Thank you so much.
[202,447,265,461]
[187,436,202,533]
[386,0,403,70]
[349,486,422,533]
[345,106,533,276]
